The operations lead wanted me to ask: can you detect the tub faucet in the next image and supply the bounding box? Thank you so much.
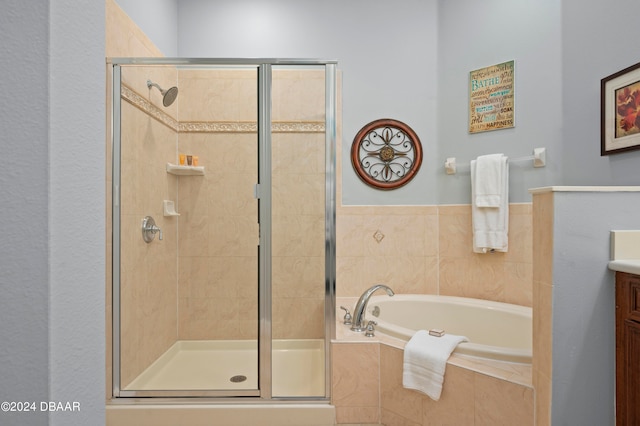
[351,284,394,332]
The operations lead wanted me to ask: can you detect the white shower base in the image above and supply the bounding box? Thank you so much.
[124,339,325,397]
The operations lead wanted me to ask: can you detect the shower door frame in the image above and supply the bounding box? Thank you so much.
[110,58,337,400]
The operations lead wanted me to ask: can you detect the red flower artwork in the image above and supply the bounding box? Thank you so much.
[615,82,640,137]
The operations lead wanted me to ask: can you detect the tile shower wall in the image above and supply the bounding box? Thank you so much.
[271,69,327,340]
[176,68,327,341]
[119,99,178,388]
[107,2,329,392]
[337,203,533,307]
[176,69,259,340]
[106,0,178,392]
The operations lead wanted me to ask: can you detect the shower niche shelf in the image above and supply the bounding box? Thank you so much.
[166,163,205,176]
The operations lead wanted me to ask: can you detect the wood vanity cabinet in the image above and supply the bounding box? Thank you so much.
[615,271,640,426]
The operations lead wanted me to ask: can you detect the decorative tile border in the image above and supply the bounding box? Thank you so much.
[121,85,178,130]
[122,85,325,133]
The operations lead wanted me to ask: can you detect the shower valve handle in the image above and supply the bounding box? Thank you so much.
[142,216,163,243]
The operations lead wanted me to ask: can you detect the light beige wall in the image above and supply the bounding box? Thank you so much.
[336,203,533,307]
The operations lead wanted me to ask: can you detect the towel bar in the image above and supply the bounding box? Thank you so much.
[444,147,546,175]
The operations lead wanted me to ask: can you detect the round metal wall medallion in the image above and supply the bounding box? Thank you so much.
[351,118,423,190]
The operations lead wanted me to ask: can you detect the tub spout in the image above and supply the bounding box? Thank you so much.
[351,284,394,332]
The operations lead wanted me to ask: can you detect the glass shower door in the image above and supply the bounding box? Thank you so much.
[269,65,330,397]
[111,59,336,400]
[113,62,260,397]
[173,65,260,395]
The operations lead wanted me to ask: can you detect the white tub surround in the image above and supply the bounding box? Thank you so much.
[334,296,533,389]
[367,294,531,363]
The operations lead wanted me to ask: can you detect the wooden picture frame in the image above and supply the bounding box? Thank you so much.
[601,61,640,155]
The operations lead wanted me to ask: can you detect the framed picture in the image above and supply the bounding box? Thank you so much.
[469,60,515,133]
[601,61,640,155]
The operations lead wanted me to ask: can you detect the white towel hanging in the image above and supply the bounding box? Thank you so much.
[471,154,509,253]
[402,330,468,400]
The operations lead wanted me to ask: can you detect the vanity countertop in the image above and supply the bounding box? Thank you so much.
[608,230,640,275]
[608,259,640,275]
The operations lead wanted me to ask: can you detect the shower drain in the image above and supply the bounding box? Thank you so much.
[230,375,247,383]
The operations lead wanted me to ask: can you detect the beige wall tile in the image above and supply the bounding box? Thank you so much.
[332,343,380,408]
[209,215,259,257]
[117,97,178,387]
[273,133,325,175]
[178,297,240,340]
[380,345,422,424]
[177,69,257,122]
[533,193,554,285]
[474,373,533,426]
[534,371,552,426]
[272,297,325,339]
[272,69,326,122]
[106,0,163,58]
[423,213,439,257]
[504,205,533,264]
[273,256,325,299]
[438,205,472,258]
[272,215,325,257]
[503,262,533,306]
[532,193,554,424]
[273,173,325,216]
[336,256,365,298]
[361,256,429,294]
[363,214,427,257]
[438,257,472,297]
[422,365,475,426]
[335,407,381,425]
[337,215,365,258]
[381,408,421,426]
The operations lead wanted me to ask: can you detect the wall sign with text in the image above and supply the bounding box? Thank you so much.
[469,60,515,133]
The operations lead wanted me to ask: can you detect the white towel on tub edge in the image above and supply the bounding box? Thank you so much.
[402,330,468,401]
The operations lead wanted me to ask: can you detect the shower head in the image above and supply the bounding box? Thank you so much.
[146,79,179,107]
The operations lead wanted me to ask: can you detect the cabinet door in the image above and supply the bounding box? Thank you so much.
[622,319,640,425]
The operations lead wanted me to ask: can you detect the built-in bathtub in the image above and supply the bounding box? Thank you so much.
[367,294,532,363]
